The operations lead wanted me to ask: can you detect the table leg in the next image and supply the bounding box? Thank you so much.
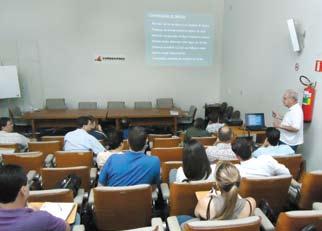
[31,119,36,138]
[174,117,178,133]
[115,119,120,130]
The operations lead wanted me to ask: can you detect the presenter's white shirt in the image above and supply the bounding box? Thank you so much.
[280,103,303,146]
[236,155,290,178]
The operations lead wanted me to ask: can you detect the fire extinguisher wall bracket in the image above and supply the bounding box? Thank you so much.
[300,76,316,123]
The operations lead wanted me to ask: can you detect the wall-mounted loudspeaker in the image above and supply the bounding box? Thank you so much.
[287,19,301,52]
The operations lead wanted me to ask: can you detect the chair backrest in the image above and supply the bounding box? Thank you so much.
[273,154,304,180]
[41,136,64,150]
[46,98,66,110]
[188,105,197,118]
[169,181,214,216]
[239,175,292,214]
[153,137,181,148]
[28,189,73,202]
[78,101,98,109]
[298,171,322,209]
[275,210,322,231]
[8,106,23,117]
[2,152,44,173]
[191,137,217,146]
[41,166,90,192]
[183,216,261,231]
[156,98,174,109]
[134,101,153,109]
[93,184,152,230]
[151,147,183,162]
[148,134,172,142]
[0,143,20,152]
[161,161,183,183]
[107,101,125,109]
[55,151,93,168]
[28,141,61,155]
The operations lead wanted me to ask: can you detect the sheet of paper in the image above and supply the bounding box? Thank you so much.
[40,202,74,221]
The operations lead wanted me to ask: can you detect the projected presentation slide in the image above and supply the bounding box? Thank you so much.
[145,12,214,66]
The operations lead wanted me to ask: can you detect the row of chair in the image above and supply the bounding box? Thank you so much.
[25,173,322,230]
[44,98,176,110]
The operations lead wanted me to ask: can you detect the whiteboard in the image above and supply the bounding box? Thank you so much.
[0,66,21,99]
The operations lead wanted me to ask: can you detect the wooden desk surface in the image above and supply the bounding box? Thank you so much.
[23,108,184,120]
[23,109,107,119]
[229,126,266,136]
[107,108,184,118]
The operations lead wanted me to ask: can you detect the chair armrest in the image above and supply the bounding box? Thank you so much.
[44,154,54,167]
[313,202,322,210]
[27,170,37,182]
[151,217,164,231]
[88,188,94,206]
[90,168,97,180]
[254,208,275,231]
[160,183,170,202]
[152,188,158,203]
[74,188,85,208]
[72,225,85,231]
[167,216,181,231]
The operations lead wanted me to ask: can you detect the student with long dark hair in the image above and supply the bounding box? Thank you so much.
[176,139,215,182]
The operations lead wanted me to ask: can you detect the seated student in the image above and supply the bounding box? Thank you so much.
[206,126,237,163]
[185,118,211,140]
[195,161,256,220]
[252,127,294,158]
[175,140,216,183]
[177,161,256,226]
[233,138,290,178]
[64,116,106,155]
[96,130,124,169]
[206,112,225,134]
[0,117,29,151]
[0,164,70,231]
[98,126,160,186]
[88,116,107,141]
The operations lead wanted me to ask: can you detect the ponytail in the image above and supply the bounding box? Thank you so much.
[216,183,239,220]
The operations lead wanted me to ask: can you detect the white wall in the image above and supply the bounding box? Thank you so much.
[0,0,224,116]
[221,0,322,170]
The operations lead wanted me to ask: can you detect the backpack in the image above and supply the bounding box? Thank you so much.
[57,174,81,197]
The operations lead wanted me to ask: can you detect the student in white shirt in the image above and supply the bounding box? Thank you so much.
[206,111,225,134]
[96,129,124,169]
[253,127,294,158]
[273,89,303,152]
[176,140,216,183]
[206,126,237,163]
[233,138,290,178]
[0,117,29,151]
[64,116,106,155]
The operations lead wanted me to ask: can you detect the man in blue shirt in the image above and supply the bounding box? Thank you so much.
[253,127,294,158]
[64,116,106,155]
[99,126,160,186]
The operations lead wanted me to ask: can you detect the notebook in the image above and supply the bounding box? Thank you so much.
[245,113,267,131]
[40,202,75,221]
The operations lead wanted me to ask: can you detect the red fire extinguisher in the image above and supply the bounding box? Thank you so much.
[300,75,317,123]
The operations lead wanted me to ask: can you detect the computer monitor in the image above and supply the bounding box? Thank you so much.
[245,113,265,129]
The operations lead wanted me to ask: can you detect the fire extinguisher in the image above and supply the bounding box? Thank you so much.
[300,75,317,123]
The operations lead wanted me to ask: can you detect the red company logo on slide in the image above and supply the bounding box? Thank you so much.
[94,56,102,62]
[315,60,322,72]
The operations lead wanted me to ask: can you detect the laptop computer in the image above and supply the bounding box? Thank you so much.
[245,113,267,131]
